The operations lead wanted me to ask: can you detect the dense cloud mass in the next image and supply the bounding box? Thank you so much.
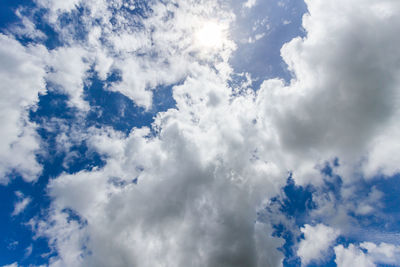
[1,0,400,266]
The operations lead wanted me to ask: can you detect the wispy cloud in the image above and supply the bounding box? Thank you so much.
[12,192,31,216]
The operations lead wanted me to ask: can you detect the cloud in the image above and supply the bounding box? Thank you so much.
[334,244,375,267]
[12,191,32,216]
[0,34,47,183]
[243,0,257,9]
[334,241,400,267]
[257,0,400,184]
[33,116,285,266]
[46,46,90,111]
[30,58,268,266]
[24,244,33,258]
[297,224,340,265]
[360,242,400,266]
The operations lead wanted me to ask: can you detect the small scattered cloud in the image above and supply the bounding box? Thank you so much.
[248,33,265,43]
[243,0,257,9]
[11,191,31,216]
[24,244,33,258]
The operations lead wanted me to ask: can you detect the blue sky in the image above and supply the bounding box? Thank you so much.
[1,0,400,266]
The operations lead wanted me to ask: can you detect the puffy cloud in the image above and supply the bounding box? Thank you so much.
[0,34,47,183]
[46,46,90,110]
[255,0,400,185]
[297,224,340,265]
[360,242,400,266]
[335,242,400,267]
[334,244,375,267]
[32,124,284,266]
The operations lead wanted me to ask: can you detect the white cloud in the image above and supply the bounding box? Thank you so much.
[334,244,375,267]
[46,46,90,111]
[256,0,400,185]
[243,0,257,9]
[0,34,47,183]
[12,191,32,216]
[32,86,289,265]
[335,242,400,267]
[360,242,400,266]
[35,0,82,23]
[297,224,340,265]
[248,33,265,44]
[10,10,46,40]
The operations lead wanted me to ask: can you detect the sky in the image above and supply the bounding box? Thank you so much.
[0,0,400,266]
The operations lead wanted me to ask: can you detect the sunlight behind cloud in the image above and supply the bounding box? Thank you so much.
[195,21,225,49]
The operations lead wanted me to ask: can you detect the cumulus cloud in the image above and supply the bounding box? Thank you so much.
[247,0,400,187]
[360,242,400,266]
[334,244,375,267]
[0,34,47,183]
[46,46,90,111]
[335,242,400,267]
[297,224,340,265]
[31,124,284,266]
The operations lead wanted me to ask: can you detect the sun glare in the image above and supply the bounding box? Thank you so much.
[195,21,225,48]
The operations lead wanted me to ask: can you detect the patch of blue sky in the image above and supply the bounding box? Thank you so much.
[306,257,337,267]
[272,222,302,266]
[85,70,177,134]
[346,174,400,244]
[0,0,35,30]
[265,158,400,266]
[111,0,154,19]
[0,172,54,266]
[230,0,308,87]
[0,2,62,49]
[328,173,400,266]
[57,6,91,43]
[265,175,316,266]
